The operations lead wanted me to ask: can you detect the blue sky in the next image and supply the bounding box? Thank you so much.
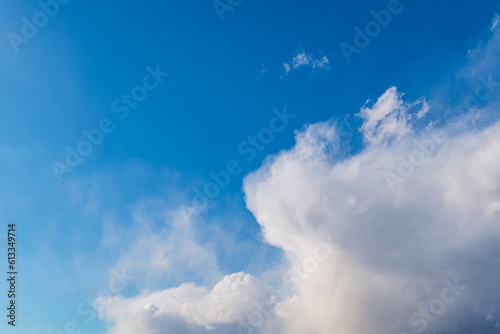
[1,0,500,333]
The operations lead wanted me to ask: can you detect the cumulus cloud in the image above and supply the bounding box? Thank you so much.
[97,17,500,334]
[244,92,500,332]
[98,272,277,334]
[282,50,330,77]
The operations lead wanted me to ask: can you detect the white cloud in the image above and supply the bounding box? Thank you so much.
[283,63,291,75]
[358,86,413,145]
[243,96,500,333]
[491,13,499,31]
[291,52,311,68]
[312,56,329,69]
[97,272,277,334]
[416,99,430,119]
[98,89,500,334]
[97,16,500,334]
[282,50,330,77]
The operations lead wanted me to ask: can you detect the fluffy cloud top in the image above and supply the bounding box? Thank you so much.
[244,88,500,333]
[98,272,276,334]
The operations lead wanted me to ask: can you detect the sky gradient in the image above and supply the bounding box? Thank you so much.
[1,0,500,333]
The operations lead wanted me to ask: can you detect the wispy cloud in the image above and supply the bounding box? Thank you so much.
[282,50,330,77]
[491,13,499,31]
